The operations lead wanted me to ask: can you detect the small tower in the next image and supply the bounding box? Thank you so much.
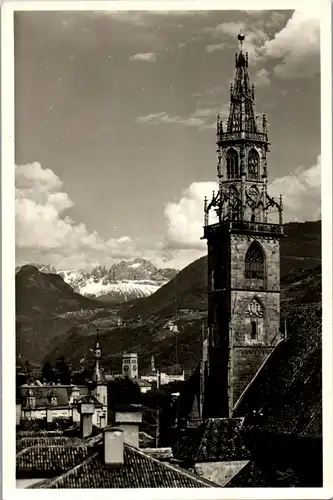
[25,388,36,408]
[203,33,284,418]
[122,353,138,379]
[92,337,102,383]
[151,355,156,373]
[90,337,108,427]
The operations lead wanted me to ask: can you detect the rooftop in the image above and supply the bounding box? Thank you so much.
[174,418,250,463]
[34,443,218,489]
[234,305,322,438]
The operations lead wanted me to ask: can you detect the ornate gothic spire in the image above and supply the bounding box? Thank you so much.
[226,33,258,133]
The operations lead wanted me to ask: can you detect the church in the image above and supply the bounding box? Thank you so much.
[161,34,322,487]
[201,32,284,419]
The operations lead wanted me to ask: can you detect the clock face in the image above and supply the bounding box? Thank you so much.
[132,365,137,371]
[248,186,259,199]
[247,186,260,209]
[123,365,129,372]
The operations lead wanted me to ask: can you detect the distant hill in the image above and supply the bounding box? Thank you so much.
[121,221,322,321]
[16,265,111,364]
[41,221,321,372]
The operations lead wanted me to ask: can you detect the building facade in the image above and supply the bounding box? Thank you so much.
[18,339,108,428]
[203,34,284,418]
[122,353,139,379]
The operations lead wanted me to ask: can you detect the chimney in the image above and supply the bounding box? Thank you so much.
[78,398,95,438]
[114,405,142,448]
[46,407,53,423]
[104,427,124,465]
[72,405,81,423]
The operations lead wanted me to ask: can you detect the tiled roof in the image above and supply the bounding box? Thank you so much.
[16,445,91,478]
[174,418,250,463]
[16,436,83,452]
[37,444,219,488]
[18,385,89,407]
[17,418,75,433]
[78,395,102,407]
[234,305,322,438]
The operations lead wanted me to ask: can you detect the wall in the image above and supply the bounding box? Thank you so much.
[205,228,282,416]
[229,233,282,407]
[194,460,250,487]
[230,234,280,291]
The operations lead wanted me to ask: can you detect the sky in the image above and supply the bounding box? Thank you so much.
[14,8,321,271]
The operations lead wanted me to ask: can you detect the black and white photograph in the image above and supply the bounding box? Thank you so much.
[1,0,332,495]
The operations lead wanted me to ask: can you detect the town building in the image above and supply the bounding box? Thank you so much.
[122,352,139,379]
[16,402,218,489]
[17,339,108,428]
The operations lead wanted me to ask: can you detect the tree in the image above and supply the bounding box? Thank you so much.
[107,378,141,410]
[41,361,56,384]
[55,357,72,385]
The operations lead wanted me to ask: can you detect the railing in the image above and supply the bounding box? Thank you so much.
[217,131,268,142]
[204,220,283,235]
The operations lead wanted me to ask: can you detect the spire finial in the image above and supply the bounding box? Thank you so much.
[238,32,245,52]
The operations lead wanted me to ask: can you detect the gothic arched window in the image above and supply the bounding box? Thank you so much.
[245,241,265,280]
[251,321,257,339]
[226,149,239,179]
[245,297,264,340]
[248,149,260,180]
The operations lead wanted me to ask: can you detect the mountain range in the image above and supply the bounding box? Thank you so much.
[16,221,321,372]
[16,258,177,303]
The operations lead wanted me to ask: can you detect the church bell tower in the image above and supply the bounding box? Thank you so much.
[203,34,284,418]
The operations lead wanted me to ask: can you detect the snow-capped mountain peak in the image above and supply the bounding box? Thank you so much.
[17,259,177,303]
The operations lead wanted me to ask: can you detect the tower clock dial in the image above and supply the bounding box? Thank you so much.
[247,186,260,209]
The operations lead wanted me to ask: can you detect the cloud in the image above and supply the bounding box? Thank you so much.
[255,67,270,87]
[164,182,218,251]
[259,9,320,79]
[129,52,157,63]
[163,158,321,254]
[137,107,220,130]
[15,162,138,270]
[137,111,205,128]
[269,155,321,222]
[204,10,319,82]
[206,42,229,53]
[205,22,269,63]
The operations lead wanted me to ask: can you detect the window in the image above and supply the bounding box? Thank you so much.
[245,241,265,280]
[245,297,264,341]
[248,149,260,180]
[226,149,239,178]
[251,321,257,339]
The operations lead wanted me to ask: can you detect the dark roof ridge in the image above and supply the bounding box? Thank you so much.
[233,337,287,413]
[126,444,220,487]
[301,402,322,436]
